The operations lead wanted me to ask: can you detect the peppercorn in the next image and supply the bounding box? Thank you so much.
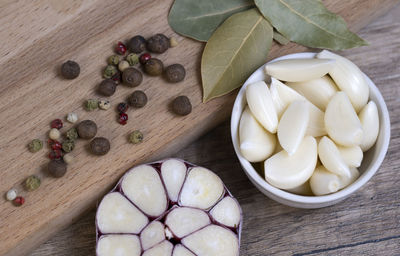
[170,37,178,47]
[172,96,192,116]
[50,140,62,150]
[25,175,41,191]
[144,58,164,76]
[61,60,80,79]
[13,196,25,206]
[66,127,79,141]
[90,137,110,155]
[99,99,111,110]
[103,65,118,79]
[146,34,170,53]
[63,154,73,164]
[118,112,128,125]
[62,140,75,153]
[98,79,116,96]
[126,53,139,66]
[77,120,97,139]
[116,41,127,55]
[6,189,17,201]
[49,128,61,140]
[111,70,122,85]
[117,102,129,113]
[128,90,147,108]
[139,53,151,65]
[122,67,143,87]
[85,99,99,111]
[108,55,120,65]
[164,64,186,83]
[48,159,67,178]
[128,35,146,53]
[129,130,143,144]
[49,149,62,160]
[28,139,43,153]
[66,112,78,123]
[118,60,130,72]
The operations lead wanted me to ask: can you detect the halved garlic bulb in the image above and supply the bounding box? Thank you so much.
[318,136,351,178]
[325,92,363,146]
[246,81,278,133]
[239,106,276,162]
[265,58,335,82]
[337,145,363,168]
[317,50,369,112]
[310,165,341,196]
[359,101,380,151]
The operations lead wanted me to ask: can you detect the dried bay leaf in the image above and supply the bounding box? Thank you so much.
[168,0,254,42]
[273,30,290,45]
[202,9,273,102]
[255,0,368,50]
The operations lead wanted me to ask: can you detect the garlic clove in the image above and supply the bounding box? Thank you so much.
[309,165,341,196]
[325,92,363,146]
[246,81,278,133]
[286,75,338,111]
[97,235,141,256]
[239,106,276,162]
[161,159,187,202]
[210,196,241,228]
[142,240,173,256]
[165,207,211,238]
[278,100,310,155]
[318,136,351,178]
[173,244,196,256]
[359,101,380,151]
[264,136,317,189]
[285,180,313,196]
[265,58,335,82]
[338,167,360,189]
[317,50,369,112]
[306,103,327,137]
[337,145,363,168]
[140,221,166,251]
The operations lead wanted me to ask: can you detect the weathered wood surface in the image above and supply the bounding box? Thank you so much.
[0,0,399,255]
[30,4,400,255]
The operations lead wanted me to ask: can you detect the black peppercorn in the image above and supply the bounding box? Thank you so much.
[61,60,80,79]
[48,159,67,178]
[164,64,186,83]
[128,90,148,108]
[98,79,117,96]
[76,120,97,139]
[122,67,143,87]
[144,58,164,76]
[146,34,170,53]
[127,35,147,53]
[90,137,110,155]
[172,96,192,116]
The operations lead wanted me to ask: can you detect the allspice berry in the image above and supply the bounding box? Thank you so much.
[128,90,148,108]
[128,35,146,53]
[122,67,143,87]
[144,58,163,76]
[172,96,192,116]
[164,64,186,83]
[61,60,80,79]
[98,79,116,96]
[90,137,110,155]
[48,160,67,178]
[77,120,97,139]
[146,34,170,53]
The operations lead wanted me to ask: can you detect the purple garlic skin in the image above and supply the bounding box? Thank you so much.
[96,158,242,256]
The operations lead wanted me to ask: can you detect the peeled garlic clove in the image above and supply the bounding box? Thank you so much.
[286,76,338,111]
[310,165,341,196]
[97,235,141,256]
[278,100,309,155]
[318,136,351,178]
[306,104,327,137]
[325,92,363,146]
[246,81,278,133]
[285,181,313,196]
[264,136,317,189]
[317,50,369,112]
[339,167,360,190]
[359,101,380,151]
[337,145,363,168]
[239,106,276,162]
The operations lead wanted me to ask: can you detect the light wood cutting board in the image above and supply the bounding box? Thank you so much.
[0,0,398,255]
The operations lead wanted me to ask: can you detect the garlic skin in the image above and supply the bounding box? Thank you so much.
[317,50,369,112]
[359,101,380,152]
[286,75,338,111]
[239,107,276,162]
[264,136,317,190]
[337,145,363,168]
[325,92,363,146]
[277,100,309,155]
[318,136,351,178]
[310,165,341,196]
[338,167,360,189]
[246,81,278,133]
[265,58,335,82]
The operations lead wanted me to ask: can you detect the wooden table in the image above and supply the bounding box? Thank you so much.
[28,4,400,256]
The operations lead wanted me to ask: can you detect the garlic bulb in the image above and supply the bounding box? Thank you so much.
[359,101,380,151]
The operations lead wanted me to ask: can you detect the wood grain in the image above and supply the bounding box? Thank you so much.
[0,0,398,255]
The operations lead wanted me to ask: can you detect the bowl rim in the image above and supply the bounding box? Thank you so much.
[230,52,391,205]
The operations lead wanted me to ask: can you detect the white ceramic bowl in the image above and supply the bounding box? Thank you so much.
[231,52,391,208]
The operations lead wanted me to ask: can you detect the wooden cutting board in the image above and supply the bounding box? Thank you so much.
[0,0,398,255]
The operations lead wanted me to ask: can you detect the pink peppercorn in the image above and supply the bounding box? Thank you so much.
[117,102,129,113]
[51,141,62,150]
[116,41,127,55]
[139,53,151,65]
[14,196,25,206]
[51,119,63,129]
[49,149,62,160]
[118,112,128,125]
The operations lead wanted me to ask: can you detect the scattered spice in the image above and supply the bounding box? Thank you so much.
[49,128,61,140]
[77,120,97,139]
[50,140,62,150]
[48,159,67,178]
[170,37,178,47]
[172,96,192,116]
[49,149,62,160]
[108,55,120,65]
[122,67,143,87]
[28,139,43,153]
[117,102,129,113]
[129,130,143,144]
[51,119,63,129]
[103,65,118,79]
[115,41,127,55]
[66,127,79,141]
[99,99,111,110]
[111,70,122,84]
[139,53,151,65]
[146,34,170,53]
[118,112,128,125]
[63,154,73,164]
[62,140,75,153]
[90,137,110,155]
[164,64,186,83]
[66,112,78,123]
[61,60,80,79]
[25,175,41,191]
[128,90,147,108]
[85,99,99,111]
[13,196,25,206]
[6,189,17,201]
[128,35,146,53]
[118,60,130,72]
[98,79,116,96]
[144,58,164,76]
[126,53,139,66]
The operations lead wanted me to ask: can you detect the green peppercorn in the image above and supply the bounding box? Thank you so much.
[62,140,75,153]
[108,55,120,65]
[66,127,78,141]
[144,58,163,76]
[85,99,99,111]
[129,130,143,144]
[25,175,41,191]
[126,53,139,66]
[103,65,118,79]
[28,139,43,153]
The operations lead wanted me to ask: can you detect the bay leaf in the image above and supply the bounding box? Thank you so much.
[202,9,273,102]
[255,0,368,50]
[168,0,254,42]
[273,30,290,45]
